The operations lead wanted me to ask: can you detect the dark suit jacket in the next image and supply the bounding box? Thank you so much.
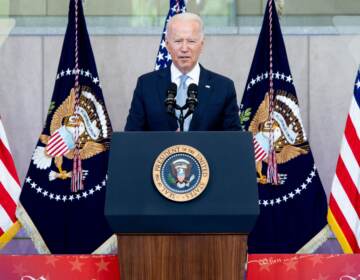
[124,65,241,131]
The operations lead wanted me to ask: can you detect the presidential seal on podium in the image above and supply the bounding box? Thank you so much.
[152,145,210,202]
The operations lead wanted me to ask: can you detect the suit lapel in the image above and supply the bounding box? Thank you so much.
[190,65,213,130]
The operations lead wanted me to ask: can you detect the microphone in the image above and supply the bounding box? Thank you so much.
[164,82,177,114]
[185,83,198,116]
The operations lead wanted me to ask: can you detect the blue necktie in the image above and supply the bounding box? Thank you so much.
[176,75,192,131]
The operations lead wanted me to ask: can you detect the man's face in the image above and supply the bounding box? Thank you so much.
[166,19,204,74]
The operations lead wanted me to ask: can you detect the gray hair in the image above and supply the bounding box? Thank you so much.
[166,12,204,39]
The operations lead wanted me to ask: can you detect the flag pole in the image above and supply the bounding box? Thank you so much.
[72,0,84,192]
[266,0,279,185]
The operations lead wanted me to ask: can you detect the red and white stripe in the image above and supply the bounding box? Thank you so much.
[0,119,21,238]
[253,137,268,162]
[46,131,70,157]
[328,97,360,253]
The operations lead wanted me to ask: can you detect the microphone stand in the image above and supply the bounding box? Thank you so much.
[165,83,198,132]
[173,104,190,132]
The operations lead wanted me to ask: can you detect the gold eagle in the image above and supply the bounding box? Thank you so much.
[249,92,309,184]
[34,88,109,180]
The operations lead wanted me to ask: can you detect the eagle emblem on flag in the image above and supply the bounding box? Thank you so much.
[32,86,111,185]
[249,91,309,184]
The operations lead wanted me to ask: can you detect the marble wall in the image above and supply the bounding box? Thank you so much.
[0,33,358,253]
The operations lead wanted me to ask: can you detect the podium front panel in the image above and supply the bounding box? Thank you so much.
[105,131,259,234]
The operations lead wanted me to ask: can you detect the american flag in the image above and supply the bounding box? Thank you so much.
[154,0,186,70]
[328,67,360,253]
[0,117,21,248]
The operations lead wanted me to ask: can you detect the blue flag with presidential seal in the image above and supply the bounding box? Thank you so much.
[240,0,329,253]
[155,0,186,70]
[16,0,116,253]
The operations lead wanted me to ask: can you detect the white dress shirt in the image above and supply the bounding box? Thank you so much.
[170,63,200,131]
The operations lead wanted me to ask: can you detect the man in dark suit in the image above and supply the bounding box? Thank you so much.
[125,12,241,131]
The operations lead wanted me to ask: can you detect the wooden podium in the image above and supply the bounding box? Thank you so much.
[117,234,248,280]
[105,132,259,280]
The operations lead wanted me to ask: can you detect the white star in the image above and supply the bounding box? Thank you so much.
[181,6,186,12]
[250,78,256,85]
[295,188,301,194]
[66,68,71,75]
[93,77,99,84]
[160,40,166,49]
[263,200,268,206]
[72,68,76,74]
[270,200,274,206]
[36,187,42,193]
[166,53,172,61]
[288,192,295,199]
[95,185,102,191]
[301,183,307,189]
[280,73,285,80]
[157,52,164,61]
[275,72,280,79]
[62,196,67,202]
[80,69,84,75]
[26,177,31,183]
[75,68,80,74]
[60,70,65,77]
[310,171,316,177]
[69,195,74,201]
[82,192,88,198]
[171,5,177,12]
[85,70,90,77]
[282,195,288,202]
[356,80,360,89]
[276,198,281,204]
[256,75,261,82]
[264,72,269,79]
[55,195,61,201]
[306,177,312,184]
[286,75,293,83]
[258,200,262,205]
[155,64,160,71]
[42,191,48,197]
[49,193,54,199]
[89,189,95,195]
[56,74,60,79]
[247,84,251,90]
[76,194,81,200]
[102,180,106,186]
[31,182,37,188]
